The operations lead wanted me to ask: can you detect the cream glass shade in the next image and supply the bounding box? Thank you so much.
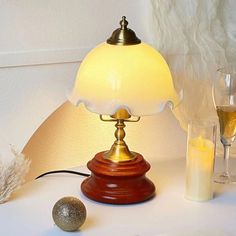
[71,42,179,116]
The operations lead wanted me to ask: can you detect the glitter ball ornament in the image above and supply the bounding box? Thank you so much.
[52,196,87,232]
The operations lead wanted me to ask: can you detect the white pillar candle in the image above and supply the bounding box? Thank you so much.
[185,136,215,201]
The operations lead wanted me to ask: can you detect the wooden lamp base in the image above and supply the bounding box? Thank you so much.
[81,151,156,204]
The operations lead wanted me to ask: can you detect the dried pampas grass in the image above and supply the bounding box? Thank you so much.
[0,146,30,203]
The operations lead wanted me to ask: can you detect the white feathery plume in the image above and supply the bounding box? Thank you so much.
[150,0,231,130]
[150,0,236,154]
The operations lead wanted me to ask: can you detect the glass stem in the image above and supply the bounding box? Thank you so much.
[223,144,231,176]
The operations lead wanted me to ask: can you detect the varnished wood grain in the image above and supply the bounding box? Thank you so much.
[81,151,156,204]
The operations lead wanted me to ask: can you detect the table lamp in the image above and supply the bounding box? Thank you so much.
[71,16,178,204]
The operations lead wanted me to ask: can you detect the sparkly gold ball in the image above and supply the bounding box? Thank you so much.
[52,196,87,232]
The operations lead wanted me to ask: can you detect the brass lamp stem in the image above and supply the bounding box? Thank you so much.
[115,119,126,146]
[104,118,136,162]
[101,109,138,163]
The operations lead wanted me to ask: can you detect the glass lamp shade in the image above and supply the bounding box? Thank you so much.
[71,42,179,116]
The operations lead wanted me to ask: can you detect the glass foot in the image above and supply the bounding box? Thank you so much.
[229,175,236,184]
[214,172,230,184]
[214,172,236,184]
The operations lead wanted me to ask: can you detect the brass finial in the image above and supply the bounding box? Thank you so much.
[120,16,128,29]
[107,16,141,46]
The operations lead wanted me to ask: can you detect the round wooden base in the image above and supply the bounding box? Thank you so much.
[81,151,156,204]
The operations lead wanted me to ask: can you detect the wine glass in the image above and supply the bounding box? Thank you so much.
[212,64,236,184]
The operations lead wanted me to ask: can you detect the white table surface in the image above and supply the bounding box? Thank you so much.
[0,158,236,236]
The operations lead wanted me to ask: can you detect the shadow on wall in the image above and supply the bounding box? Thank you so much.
[23,101,186,182]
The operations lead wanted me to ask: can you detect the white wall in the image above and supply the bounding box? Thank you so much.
[0,0,152,68]
[0,0,186,165]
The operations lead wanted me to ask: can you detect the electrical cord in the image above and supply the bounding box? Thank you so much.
[35,170,90,180]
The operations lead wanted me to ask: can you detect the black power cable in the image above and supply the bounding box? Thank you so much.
[35,170,90,180]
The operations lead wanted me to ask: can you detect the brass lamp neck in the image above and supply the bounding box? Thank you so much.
[111,108,131,119]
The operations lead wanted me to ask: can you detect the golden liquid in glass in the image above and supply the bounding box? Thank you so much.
[217,105,236,141]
